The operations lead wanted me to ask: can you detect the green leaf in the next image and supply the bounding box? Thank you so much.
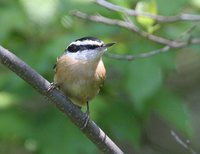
[136,0,159,33]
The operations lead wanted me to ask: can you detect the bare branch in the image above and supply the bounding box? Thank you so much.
[72,11,200,47]
[71,11,175,46]
[105,37,200,61]
[105,46,171,60]
[0,45,124,154]
[96,0,200,23]
[72,11,200,61]
[171,130,197,154]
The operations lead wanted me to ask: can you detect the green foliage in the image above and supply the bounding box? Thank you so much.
[0,0,199,153]
[0,92,18,109]
[135,0,160,33]
[126,59,162,111]
[152,89,193,136]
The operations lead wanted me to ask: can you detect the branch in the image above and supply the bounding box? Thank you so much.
[96,0,200,23]
[0,45,124,154]
[171,130,197,154]
[71,11,174,46]
[105,37,200,61]
[72,11,200,61]
[72,11,200,47]
[105,46,170,60]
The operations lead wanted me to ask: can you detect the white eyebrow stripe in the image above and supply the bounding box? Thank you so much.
[70,40,104,46]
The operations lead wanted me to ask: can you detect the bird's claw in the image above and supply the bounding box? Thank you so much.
[47,82,58,93]
[81,113,90,130]
[80,101,90,129]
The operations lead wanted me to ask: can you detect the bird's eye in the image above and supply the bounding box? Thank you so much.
[67,44,79,53]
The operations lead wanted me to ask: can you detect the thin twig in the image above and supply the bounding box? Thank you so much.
[0,45,124,154]
[72,11,200,47]
[171,130,197,154]
[105,46,171,60]
[96,0,200,23]
[72,11,200,61]
[71,11,175,46]
[105,23,200,60]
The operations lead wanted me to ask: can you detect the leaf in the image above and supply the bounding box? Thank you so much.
[136,0,159,33]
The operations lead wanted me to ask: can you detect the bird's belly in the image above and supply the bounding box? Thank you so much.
[55,72,100,107]
[70,79,99,101]
[54,56,105,107]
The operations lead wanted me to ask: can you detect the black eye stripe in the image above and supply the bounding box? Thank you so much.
[67,44,79,53]
[84,45,100,49]
[67,44,102,53]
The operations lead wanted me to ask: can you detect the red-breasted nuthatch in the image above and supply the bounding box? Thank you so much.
[53,37,115,116]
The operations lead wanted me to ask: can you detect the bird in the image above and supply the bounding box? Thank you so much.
[52,37,115,122]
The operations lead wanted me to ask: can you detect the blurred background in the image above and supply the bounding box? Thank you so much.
[1,0,200,153]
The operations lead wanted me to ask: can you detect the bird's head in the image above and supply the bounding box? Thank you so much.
[64,36,115,61]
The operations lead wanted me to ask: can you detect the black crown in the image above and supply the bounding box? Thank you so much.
[66,37,104,53]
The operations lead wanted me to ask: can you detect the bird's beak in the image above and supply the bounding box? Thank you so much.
[104,42,116,48]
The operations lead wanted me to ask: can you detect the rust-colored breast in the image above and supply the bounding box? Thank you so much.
[54,55,106,107]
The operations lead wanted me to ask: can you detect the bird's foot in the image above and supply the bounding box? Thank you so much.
[47,82,58,93]
[80,101,90,129]
[80,113,90,130]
